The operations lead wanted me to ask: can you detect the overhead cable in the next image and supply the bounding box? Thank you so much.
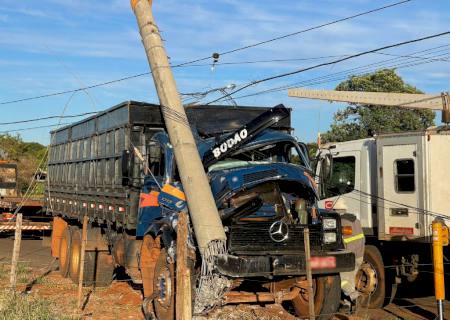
[0,0,411,106]
[205,31,450,105]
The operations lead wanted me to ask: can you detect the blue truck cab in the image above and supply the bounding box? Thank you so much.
[46,102,354,320]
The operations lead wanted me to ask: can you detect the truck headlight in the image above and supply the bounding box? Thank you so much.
[323,218,337,230]
[323,232,337,244]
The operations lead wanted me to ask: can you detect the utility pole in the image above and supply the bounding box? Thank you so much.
[131,0,227,312]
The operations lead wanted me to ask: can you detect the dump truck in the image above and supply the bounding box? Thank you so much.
[46,101,354,319]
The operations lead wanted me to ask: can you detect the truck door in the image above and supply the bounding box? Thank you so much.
[318,151,361,219]
[380,144,420,238]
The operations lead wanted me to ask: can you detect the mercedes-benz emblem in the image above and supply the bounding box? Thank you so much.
[269,220,289,242]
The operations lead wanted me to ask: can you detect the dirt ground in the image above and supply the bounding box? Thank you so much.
[1,237,450,320]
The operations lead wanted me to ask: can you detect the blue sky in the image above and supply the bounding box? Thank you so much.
[0,0,449,145]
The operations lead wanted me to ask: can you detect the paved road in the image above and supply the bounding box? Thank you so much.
[0,236,53,268]
[1,238,450,319]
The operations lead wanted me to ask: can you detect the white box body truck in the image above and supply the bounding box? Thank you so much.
[316,127,450,307]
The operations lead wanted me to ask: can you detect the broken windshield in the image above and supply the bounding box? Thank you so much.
[208,142,307,171]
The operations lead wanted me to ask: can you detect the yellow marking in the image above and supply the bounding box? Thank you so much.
[343,233,364,244]
[162,184,186,201]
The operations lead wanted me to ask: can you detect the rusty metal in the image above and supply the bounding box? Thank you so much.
[140,235,161,298]
[51,217,68,258]
[224,277,306,304]
[84,225,109,251]
[113,234,143,282]
[223,287,300,304]
[356,262,377,294]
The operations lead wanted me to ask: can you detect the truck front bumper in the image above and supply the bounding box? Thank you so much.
[215,251,355,277]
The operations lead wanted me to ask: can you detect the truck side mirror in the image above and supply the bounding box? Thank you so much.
[321,153,333,183]
[121,150,132,186]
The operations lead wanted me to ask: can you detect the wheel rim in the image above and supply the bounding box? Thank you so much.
[69,229,81,282]
[291,277,325,316]
[58,226,72,277]
[156,267,172,308]
[153,250,174,320]
[356,261,378,296]
[59,232,68,272]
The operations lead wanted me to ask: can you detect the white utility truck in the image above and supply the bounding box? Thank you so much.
[289,88,450,308]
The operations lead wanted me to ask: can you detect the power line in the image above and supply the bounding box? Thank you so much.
[4,44,450,128]
[0,112,97,126]
[178,55,350,68]
[0,123,71,134]
[205,31,450,105]
[0,72,151,106]
[213,0,412,57]
[0,0,411,106]
[3,51,448,131]
[226,45,450,102]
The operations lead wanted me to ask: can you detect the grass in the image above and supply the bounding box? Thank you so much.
[0,290,76,320]
[0,262,32,284]
[17,262,31,284]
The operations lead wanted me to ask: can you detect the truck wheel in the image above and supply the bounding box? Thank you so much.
[69,227,114,286]
[153,249,175,320]
[69,227,82,284]
[292,274,340,320]
[93,252,114,287]
[357,245,385,309]
[58,225,72,277]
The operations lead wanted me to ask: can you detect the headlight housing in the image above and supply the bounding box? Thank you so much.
[323,218,337,230]
[323,232,337,244]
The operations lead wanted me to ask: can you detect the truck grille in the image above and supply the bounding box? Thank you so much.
[229,221,322,255]
[243,169,278,184]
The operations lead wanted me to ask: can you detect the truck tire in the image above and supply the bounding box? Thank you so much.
[58,225,72,277]
[292,274,340,320]
[358,245,385,309]
[91,252,114,287]
[153,249,175,320]
[69,227,114,287]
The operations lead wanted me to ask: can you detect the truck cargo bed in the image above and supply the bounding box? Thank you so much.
[45,101,291,229]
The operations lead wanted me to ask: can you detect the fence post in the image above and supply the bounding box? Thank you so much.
[304,228,315,320]
[432,218,448,320]
[9,213,23,290]
[176,212,192,319]
[77,215,88,309]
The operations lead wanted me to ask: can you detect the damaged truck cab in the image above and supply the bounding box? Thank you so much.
[137,105,354,318]
[46,102,354,320]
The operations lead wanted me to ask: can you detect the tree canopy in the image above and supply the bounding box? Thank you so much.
[0,134,46,194]
[322,69,435,143]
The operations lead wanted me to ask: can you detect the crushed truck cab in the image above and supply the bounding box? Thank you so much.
[46,102,353,319]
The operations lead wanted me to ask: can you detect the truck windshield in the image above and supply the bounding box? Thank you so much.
[209,142,307,171]
[323,156,355,198]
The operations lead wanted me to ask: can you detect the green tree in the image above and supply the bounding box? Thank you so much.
[322,69,435,142]
[0,134,46,194]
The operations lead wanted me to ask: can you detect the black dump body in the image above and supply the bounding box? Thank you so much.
[45,101,291,229]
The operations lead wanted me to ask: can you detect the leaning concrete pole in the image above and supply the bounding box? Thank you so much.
[131,0,227,312]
